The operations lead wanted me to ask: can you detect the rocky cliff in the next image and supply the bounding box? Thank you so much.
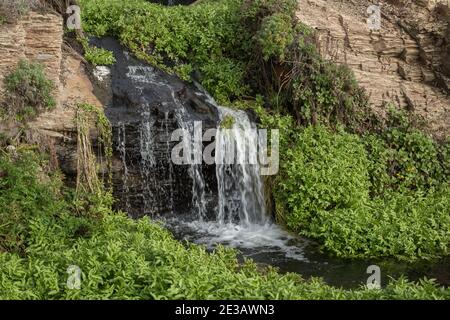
[0,10,102,174]
[0,12,62,92]
[296,0,450,138]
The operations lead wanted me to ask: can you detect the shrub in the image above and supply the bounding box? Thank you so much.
[0,0,40,24]
[273,125,370,231]
[199,59,249,104]
[2,60,56,122]
[271,124,450,260]
[364,109,449,197]
[257,13,294,61]
[79,0,249,101]
[0,150,66,255]
[312,187,450,260]
[287,32,371,130]
[78,36,116,66]
[78,0,304,103]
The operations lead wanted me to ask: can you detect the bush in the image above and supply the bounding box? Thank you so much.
[271,124,450,260]
[78,36,116,66]
[257,13,294,61]
[274,125,370,231]
[78,0,304,104]
[287,31,371,129]
[364,109,449,197]
[79,0,249,102]
[0,0,40,24]
[0,150,66,255]
[2,60,56,122]
[199,59,249,104]
[311,188,450,260]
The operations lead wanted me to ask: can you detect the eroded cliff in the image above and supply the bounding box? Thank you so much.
[296,0,450,138]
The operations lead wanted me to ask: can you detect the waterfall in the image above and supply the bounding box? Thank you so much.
[94,36,305,262]
[163,111,175,215]
[116,61,268,225]
[116,60,210,217]
[215,107,268,226]
[174,107,208,219]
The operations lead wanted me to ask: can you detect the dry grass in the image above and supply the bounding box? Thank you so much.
[0,0,40,23]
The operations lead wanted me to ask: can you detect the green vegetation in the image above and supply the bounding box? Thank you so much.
[219,114,235,129]
[78,0,370,122]
[1,60,56,122]
[0,0,447,301]
[78,36,116,66]
[271,124,450,260]
[78,0,247,103]
[80,0,296,103]
[0,149,449,299]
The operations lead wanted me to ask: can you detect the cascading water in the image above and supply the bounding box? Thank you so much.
[117,122,130,213]
[177,101,305,261]
[174,107,208,219]
[215,106,267,226]
[100,39,217,217]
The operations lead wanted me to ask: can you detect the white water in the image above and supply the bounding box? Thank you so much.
[117,122,130,213]
[123,63,207,216]
[177,219,307,261]
[174,105,208,219]
[171,93,307,261]
[215,106,267,226]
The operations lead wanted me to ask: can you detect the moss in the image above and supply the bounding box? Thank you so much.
[219,114,235,129]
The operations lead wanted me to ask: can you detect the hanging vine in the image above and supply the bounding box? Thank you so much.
[75,103,112,200]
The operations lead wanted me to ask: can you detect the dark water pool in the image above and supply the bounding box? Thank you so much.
[160,215,450,289]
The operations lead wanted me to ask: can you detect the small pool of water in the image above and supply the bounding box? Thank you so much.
[160,215,450,289]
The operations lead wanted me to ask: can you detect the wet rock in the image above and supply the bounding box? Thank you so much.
[91,37,220,218]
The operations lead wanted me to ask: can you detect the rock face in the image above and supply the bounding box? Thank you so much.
[0,11,102,176]
[0,12,63,93]
[91,37,220,217]
[296,0,450,139]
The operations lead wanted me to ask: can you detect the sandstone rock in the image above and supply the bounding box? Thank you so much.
[296,0,450,139]
[0,12,63,95]
[0,11,105,176]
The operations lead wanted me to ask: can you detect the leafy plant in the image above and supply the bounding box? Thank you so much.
[257,13,294,61]
[274,125,370,230]
[1,60,56,122]
[0,150,66,255]
[219,115,235,129]
[271,124,450,260]
[78,36,116,66]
